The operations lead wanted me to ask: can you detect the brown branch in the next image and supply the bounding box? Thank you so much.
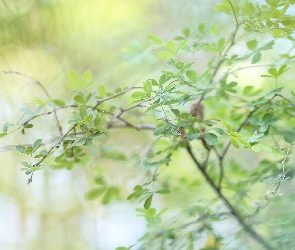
[186,141,274,250]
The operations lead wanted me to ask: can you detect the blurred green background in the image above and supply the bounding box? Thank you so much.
[0,1,222,249]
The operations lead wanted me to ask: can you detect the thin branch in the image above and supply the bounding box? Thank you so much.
[93,86,142,109]
[4,70,63,136]
[186,141,274,250]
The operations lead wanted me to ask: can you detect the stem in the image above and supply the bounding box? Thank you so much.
[186,142,274,250]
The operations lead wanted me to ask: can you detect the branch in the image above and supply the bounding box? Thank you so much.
[4,70,63,136]
[186,141,274,250]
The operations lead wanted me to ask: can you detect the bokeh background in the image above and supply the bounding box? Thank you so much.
[1,0,294,250]
[0,1,221,249]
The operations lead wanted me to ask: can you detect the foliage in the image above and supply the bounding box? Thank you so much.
[2,0,295,249]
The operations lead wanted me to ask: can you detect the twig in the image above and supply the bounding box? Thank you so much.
[4,70,63,136]
[186,141,274,250]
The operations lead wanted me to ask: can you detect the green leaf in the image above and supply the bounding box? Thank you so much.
[67,70,80,90]
[246,40,258,50]
[217,38,225,51]
[53,99,66,107]
[252,51,261,64]
[96,126,109,134]
[94,176,107,186]
[144,195,153,209]
[72,138,87,146]
[148,33,163,44]
[230,136,239,148]
[16,145,26,153]
[213,128,224,135]
[0,132,7,138]
[20,108,35,115]
[237,137,251,148]
[32,139,42,153]
[186,70,198,82]
[158,51,174,59]
[187,132,202,141]
[130,91,148,103]
[243,86,254,96]
[20,161,32,168]
[222,122,232,132]
[177,39,187,52]
[81,71,92,85]
[166,40,176,53]
[143,80,152,97]
[155,189,170,194]
[205,133,218,145]
[97,85,107,98]
[268,68,278,78]
[171,109,180,117]
[251,143,261,152]
[182,27,190,37]
[84,188,106,200]
[74,94,86,104]
[102,187,119,204]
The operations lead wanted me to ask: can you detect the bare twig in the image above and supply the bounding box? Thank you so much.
[4,70,63,136]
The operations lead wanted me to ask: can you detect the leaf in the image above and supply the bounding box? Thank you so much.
[97,85,107,98]
[186,70,198,82]
[147,33,163,44]
[67,70,80,90]
[155,189,170,194]
[246,39,258,50]
[96,126,109,134]
[252,51,261,64]
[268,68,278,78]
[0,132,7,138]
[74,93,86,104]
[20,161,32,168]
[243,86,254,96]
[72,138,87,146]
[205,133,218,145]
[237,137,251,148]
[130,91,148,103]
[53,99,66,107]
[102,187,119,204]
[143,80,152,97]
[3,122,9,132]
[213,128,224,135]
[217,37,225,51]
[144,195,153,209]
[16,145,26,153]
[222,122,232,132]
[20,108,35,115]
[158,51,174,59]
[81,71,92,85]
[32,139,42,153]
[177,39,187,52]
[171,109,180,117]
[166,40,176,53]
[84,188,106,200]
[251,143,261,152]
[230,136,239,148]
[187,133,203,141]
[94,176,107,186]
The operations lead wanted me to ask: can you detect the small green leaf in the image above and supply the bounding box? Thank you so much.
[251,143,261,152]
[237,137,251,148]
[143,80,152,97]
[20,161,32,168]
[94,176,107,186]
[96,126,109,134]
[147,33,163,44]
[182,27,191,37]
[0,132,7,138]
[217,38,225,51]
[155,189,170,194]
[222,122,232,132]
[268,68,278,78]
[72,138,87,146]
[53,99,66,107]
[213,128,224,135]
[252,51,261,64]
[20,108,35,115]
[187,133,203,141]
[166,40,176,53]
[74,94,86,104]
[144,195,153,209]
[171,109,180,117]
[205,133,218,145]
[32,139,42,153]
[246,39,258,50]
[16,145,26,153]
[130,91,148,103]
[186,70,198,82]
[97,85,107,98]
[81,71,92,85]
[67,70,81,90]
[243,86,254,96]
[84,188,106,200]
[230,136,239,148]
[158,51,174,59]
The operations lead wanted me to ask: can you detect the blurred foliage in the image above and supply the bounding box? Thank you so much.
[1,0,295,250]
